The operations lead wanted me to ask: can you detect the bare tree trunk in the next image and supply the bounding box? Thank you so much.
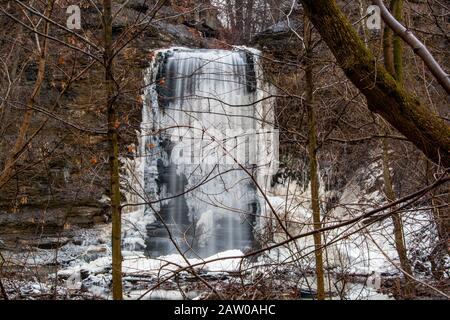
[305,17,325,300]
[428,171,448,281]
[244,0,255,42]
[299,0,450,168]
[225,0,237,32]
[381,139,416,298]
[103,0,123,300]
[235,0,244,43]
[380,0,415,299]
[383,2,395,76]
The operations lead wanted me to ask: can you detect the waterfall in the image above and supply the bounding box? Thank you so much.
[136,47,278,258]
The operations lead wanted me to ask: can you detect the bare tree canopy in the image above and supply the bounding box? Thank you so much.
[300,0,450,167]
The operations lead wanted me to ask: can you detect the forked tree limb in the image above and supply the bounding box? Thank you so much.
[373,0,450,94]
[299,0,450,168]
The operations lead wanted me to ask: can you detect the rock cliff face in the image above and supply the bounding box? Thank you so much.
[0,1,223,242]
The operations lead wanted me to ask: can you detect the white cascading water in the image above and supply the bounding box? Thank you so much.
[133,47,277,258]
